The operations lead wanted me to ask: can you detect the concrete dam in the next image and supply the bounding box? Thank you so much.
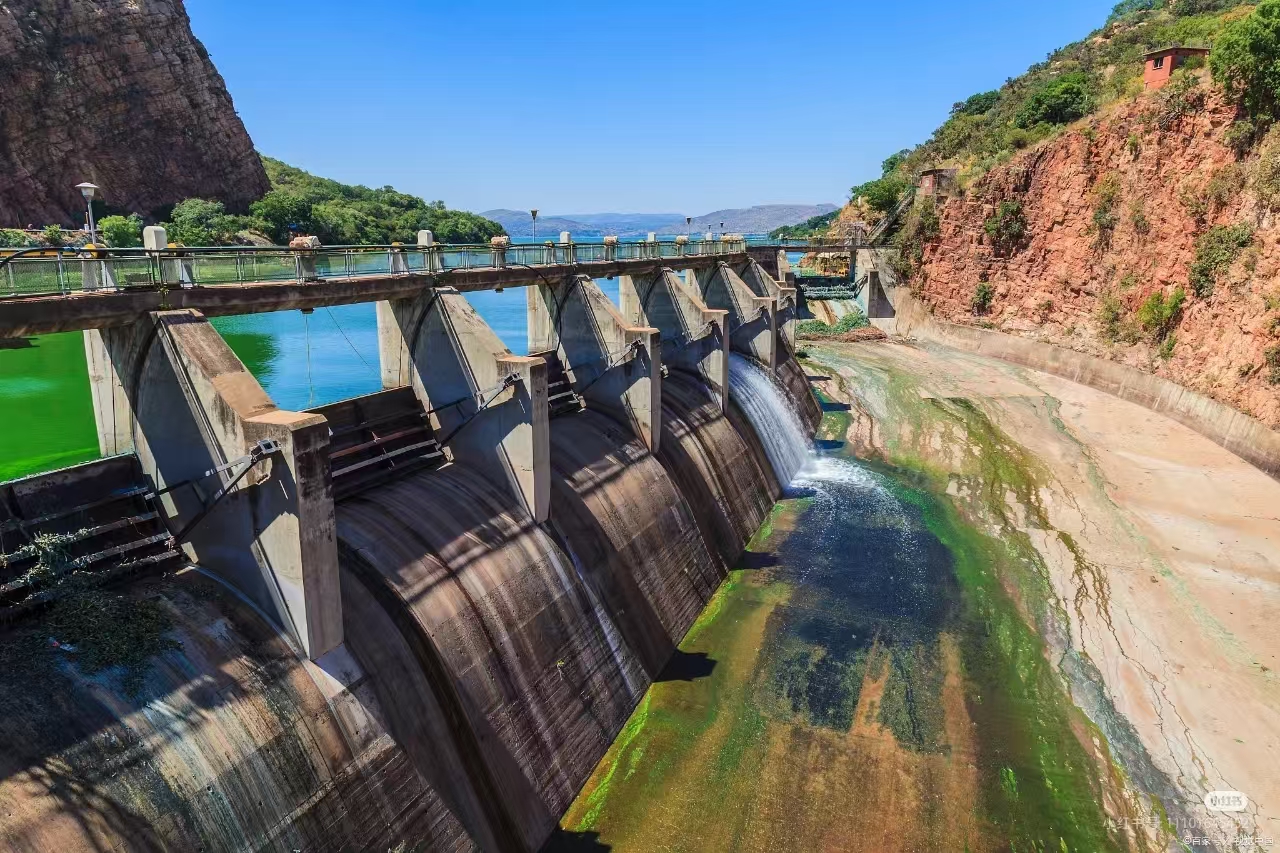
[0,236,822,851]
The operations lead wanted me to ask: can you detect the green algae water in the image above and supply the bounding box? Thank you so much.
[0,334,99,481]
[553,374,1131,852]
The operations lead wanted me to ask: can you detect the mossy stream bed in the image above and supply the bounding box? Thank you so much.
[552,345,1167,853]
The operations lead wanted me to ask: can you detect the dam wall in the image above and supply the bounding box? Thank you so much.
[0,280,818,851]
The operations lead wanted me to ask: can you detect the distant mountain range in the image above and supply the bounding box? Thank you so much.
[482,204,838,240]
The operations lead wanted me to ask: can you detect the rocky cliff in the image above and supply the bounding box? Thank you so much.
[905,81,1280,428]
[0,0,269,226]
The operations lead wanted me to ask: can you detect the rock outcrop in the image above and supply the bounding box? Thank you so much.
[0,0,269,226]
[902,83,1280,428]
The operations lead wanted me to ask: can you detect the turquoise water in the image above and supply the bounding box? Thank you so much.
[0,280,623,477]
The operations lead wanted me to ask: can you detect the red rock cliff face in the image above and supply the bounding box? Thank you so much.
[0,0,269,226]
[911,86,1280,428]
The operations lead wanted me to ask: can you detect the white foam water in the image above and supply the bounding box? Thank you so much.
[728,354,811,487]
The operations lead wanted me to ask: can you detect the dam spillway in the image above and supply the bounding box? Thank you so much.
[0,251,811,852]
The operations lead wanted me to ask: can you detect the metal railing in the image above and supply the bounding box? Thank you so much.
[744,236,860,249]
[0,238,747,299]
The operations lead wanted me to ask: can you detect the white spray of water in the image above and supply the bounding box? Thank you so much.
[728,354,811,487]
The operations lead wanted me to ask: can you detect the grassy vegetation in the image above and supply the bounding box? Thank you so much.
[1189,222,1254,296]
[798,311,872,338]
[972,281,996,315]
[984,201,1027,256]
[771,210,840,240]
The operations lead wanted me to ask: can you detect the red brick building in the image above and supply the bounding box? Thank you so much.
[1144,46,1210,91]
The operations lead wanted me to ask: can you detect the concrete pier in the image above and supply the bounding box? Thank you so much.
[377,287,551,522]
[619,267,729,412]
[737,260,798,354]
[529,274,663,452]
[696,262,779,371]
[83,310,343,660]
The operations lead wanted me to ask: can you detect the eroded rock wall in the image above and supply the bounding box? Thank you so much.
[906,86,1280,427]
[0,0,269,225]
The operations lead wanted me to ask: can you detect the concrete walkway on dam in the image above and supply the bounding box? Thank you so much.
[554,337,1280,853]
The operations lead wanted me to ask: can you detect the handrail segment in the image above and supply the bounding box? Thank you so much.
[0,238,747,299]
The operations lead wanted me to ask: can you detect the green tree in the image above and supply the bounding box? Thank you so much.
[1211,0,1280,123]
[164,199,241,246]
[984,201,1029,255]
[99,214,144,248]
[952,90,1001,116]
[881,149,912,176]
[1015,73,1094,128]
[249,191,313,243]
[852,173,911,214]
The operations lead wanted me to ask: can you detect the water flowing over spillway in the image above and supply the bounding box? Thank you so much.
[727,354,811,487]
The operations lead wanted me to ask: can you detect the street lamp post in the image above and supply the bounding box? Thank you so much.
[530,209,539,243]
[76,182,100,245]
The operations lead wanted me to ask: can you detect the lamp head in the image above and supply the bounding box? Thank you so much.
[530,209,539,220]
[76,182,100,202]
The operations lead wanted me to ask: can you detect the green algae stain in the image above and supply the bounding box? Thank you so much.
[0,334,99,481]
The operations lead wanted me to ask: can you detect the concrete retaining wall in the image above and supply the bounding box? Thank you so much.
[894,292,1280,481]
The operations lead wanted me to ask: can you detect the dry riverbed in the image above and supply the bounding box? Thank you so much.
[814,339,1280,851]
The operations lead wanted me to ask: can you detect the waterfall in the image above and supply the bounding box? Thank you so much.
[728,354,811,486]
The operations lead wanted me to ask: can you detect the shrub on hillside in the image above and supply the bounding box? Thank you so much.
[1153,74,1207,131]
[851,173,911,215]
[41,225,66,247]
[99,214,143,248]
[972,281,996,315]
[1091,173,1123,249]
[1015,74,1094,128]
[953,91,1001,116]
[1211,0,1280,122]
[1136,285,1186,342]
[1205,162,1248,208]
[1189,223,1254,296]
[1254,128,1280,208]
[891,198,942,279]
[1224,119,1259,156]
[984,200,1028,256]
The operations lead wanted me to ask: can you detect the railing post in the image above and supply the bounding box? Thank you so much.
[559,231,573,265]
[604,234,618,262]
[55,252,67,294]
[80,247,103,292]
[491,235,509,268]
[291,235,320,281]
[676,234,688,257]
[417,229,440,273]
[390,242,408,275]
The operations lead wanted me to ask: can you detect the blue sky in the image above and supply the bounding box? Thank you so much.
[186,0,1116,215]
